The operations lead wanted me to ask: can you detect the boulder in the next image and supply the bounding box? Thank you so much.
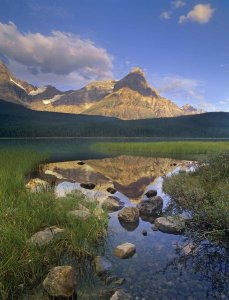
[114,242,136,259]
[110,290,133,300]
[29,226,64,246]
[118,207,139,223]
[80,182,95,190]
[102,196,124,212]
[137,196,163,216]
[43,266,76,298]
[68,210,91,220]
[93,256,112,275]
[26,178,50,193]
[154,216,186,234]
[145,189,157,198]
[107,187,117,194]
[119,218,139,231]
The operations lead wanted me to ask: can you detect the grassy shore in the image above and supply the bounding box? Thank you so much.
[93,141,229,159]
[0,151,107,299]
[163,152,229,240]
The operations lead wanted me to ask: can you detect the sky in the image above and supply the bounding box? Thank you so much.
[0,0,228,111]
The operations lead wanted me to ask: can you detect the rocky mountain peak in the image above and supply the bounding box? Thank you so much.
[113,67,159,97]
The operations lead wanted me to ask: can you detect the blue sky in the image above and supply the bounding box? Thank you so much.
[0,0,228,111]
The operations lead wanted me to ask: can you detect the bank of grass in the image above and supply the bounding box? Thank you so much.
[163,152,229,240]
[93,141,229,160]
[0,151,107,299]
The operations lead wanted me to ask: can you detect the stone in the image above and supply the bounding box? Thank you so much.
[77,161,85,165]
[110,290,133,300]
[119,218,139,232]
[93,256,112,275]
[114,243,136,259]
[80,182,95,190]
[137,196,163,216]
[26,178,50,193]
[29,226,64,246]
[68,210,91,220]
[154,216,186,234]
[145,189,157,198]
[102,196,125,212]
[142,230,147,236]
[118,207,139,223]
[107,187,117,194]
[43,266,76,298]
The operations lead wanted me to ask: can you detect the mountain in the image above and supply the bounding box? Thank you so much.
[1,100,228,138]
[0,61,203,119]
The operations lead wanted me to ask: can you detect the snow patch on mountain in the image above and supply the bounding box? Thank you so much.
[10,77,26,91]
[29,86,47,95]
[43,94,62,105]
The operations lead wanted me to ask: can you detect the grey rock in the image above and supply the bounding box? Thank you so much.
[102,196,124,212]
[154,216,186,234]
[93,256,112,275]
[118,207,139,223]
[137,196,163,216]
[110,290,133,300]
[29,226,64,246]
[114,242,136,259]
[145,189,157,198]
[43,266,76,298]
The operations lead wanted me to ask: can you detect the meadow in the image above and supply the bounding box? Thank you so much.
[0,151,107,299]
[93,141,229,160]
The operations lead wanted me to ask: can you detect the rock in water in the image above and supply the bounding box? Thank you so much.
[145,189,157,198]
[102,196,125,212]
[137,196,163,216]
[29,226,64,246]
[43,266,76,298]
[93,256,112,275]
[154,216,186,234]
[118,207,139,223]
[107,187,117,194]
[80,182,95,190]
[114,243,136,259]
[110,290,133,299]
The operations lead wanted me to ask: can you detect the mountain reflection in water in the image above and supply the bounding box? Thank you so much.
[41,155,192,202]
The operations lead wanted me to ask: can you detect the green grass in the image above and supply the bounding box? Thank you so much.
[0,151,107,299]
[163,152,229,239]
[93,141,229,160]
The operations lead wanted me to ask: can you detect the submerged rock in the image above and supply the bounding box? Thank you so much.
[93,256,112,275]
[142,229,147,236]
[137,196,163,216]
[114,242,136,259]
[43,266,76,298]
[119,218,139,231]
[102,196,125,212]
[68,209,91,220]
[118,207,139,223]
[154,216,186,234]
[110,290,133,299]
[29,226,64,246]
[26,178,50,193]
[80,182,95,190]
[145,189,157,198]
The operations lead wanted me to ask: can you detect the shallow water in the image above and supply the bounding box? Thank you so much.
[36,155,229,300]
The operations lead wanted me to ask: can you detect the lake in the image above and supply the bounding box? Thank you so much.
[1,138,228,299]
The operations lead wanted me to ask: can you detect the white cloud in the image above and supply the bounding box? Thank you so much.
[172,0,186,9]
[199,100,229,112]
[0,22,113,87]
[160,11,171,20]
[179,4,215,24]
[154,75,204,100]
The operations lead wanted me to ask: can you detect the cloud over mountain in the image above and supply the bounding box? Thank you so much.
[0,22,113,81]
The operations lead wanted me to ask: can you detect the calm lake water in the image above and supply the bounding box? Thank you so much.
[1,139,228,300]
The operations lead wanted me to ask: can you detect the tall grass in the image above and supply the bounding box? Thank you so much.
[0,151,107,299]
[163,152,229,239]
[93,141,229,159]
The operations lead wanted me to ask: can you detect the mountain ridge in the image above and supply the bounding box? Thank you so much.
[0,61,204,120]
